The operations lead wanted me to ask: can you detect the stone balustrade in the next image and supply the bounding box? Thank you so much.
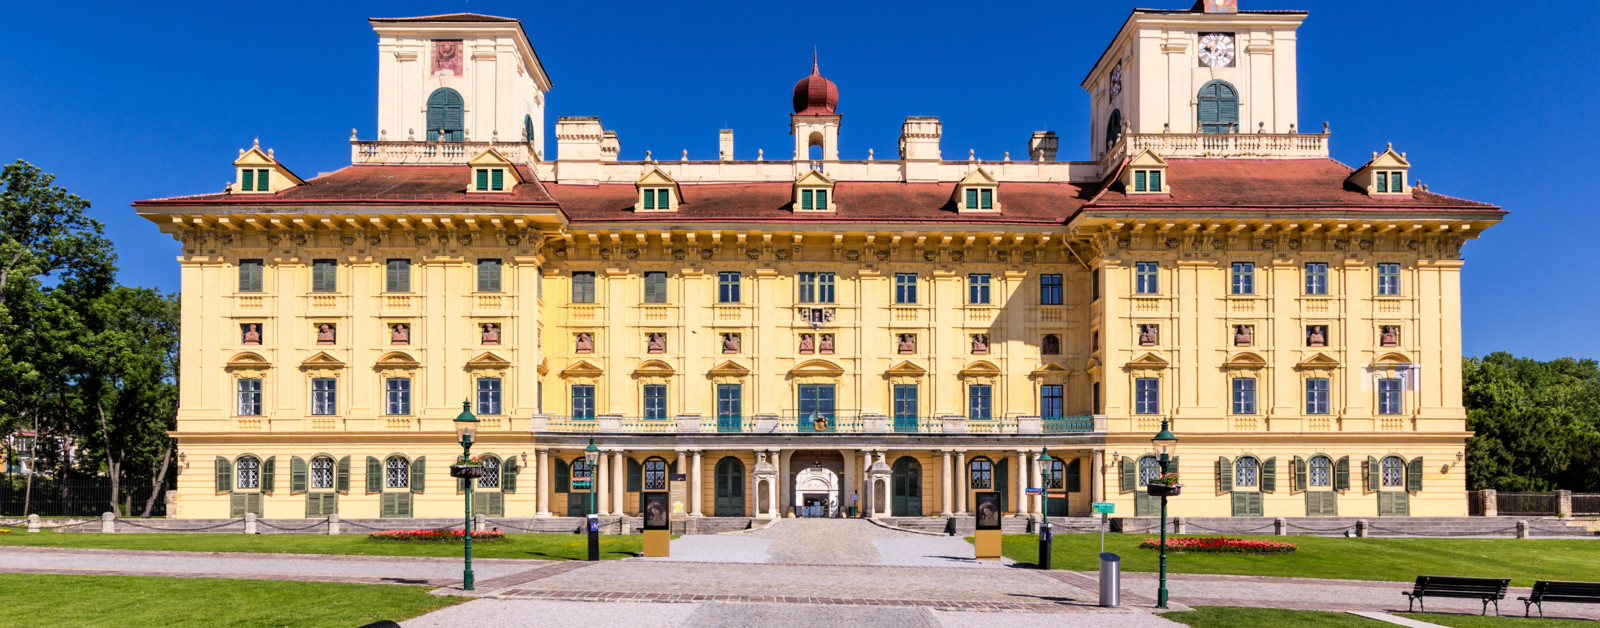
[530,413,1102,435]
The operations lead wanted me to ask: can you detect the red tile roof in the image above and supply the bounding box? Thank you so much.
[1089,159,1501,213]
[134,165,558,208]
[369,13,520,23]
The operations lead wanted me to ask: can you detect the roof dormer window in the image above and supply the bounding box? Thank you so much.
[231,140,302,194]
[239,168,270,192]
[642,187,672,210]
[635,168,681,212]
[1348,144,1411,196]
[964,187,994,210]
[466,149,523,194]
[1132,169,1162,193]
[792,169,836,212]
[475,168,506,192]
[1121,149,1169,195]
[1373,170,1403,194]
[800,188,828,211]
[954,168,1000,213]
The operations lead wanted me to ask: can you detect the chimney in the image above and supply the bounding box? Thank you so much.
[1029,131,1059,162]
[719,129,734,161]
[600,130,620,162]
[900,117,941,182]
[555,117,604,184]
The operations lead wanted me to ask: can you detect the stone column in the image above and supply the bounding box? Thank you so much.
[940,449,953,516]
[955,450,967,515]
[536,449,552,517]
[595,451,610,516]
[841,448,858,518]
[862,450,874,517]
[690,450,704,517]
[1012,450,1026,516]
[1091,449,1105,504]
[612,450,626,516]
[777,449,791,517]
[1027,450,1040,516]
[876,451,889,517]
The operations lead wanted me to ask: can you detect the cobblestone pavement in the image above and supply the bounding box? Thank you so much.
[649,519,1011,568]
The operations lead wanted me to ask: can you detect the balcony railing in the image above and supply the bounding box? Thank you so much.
[532,413,1103,435]
[350,139,536,165]
[1104,131,1330,168]
[1041,416,1094,433]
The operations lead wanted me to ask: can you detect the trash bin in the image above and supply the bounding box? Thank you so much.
[1098,552,1121,607]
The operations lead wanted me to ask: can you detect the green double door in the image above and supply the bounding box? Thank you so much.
[714,457,745,516]
[891,457,921,516]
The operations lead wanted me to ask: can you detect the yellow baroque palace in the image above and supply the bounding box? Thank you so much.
[136,5,1502,523]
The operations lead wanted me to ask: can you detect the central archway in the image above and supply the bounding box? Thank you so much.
[714,456,745,517]
[789,449,844,517]
[891,456,922,516]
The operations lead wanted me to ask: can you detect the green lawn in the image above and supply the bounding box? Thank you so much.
[0,573,462,627]
[994,533,1600,586]
[1161,606,1389,627]
[0,531,642,560]
[1396,613,1597,628]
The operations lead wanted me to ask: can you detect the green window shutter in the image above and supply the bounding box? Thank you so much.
[489,492,504,517]
[1231,492,1247,517]
[1134,171,1146,192]
[262,457,276,494]
[627,458,642,492]
[1324,492,1339,516]
[1334,456,1350,491]
[502,457,517,493]
[1406,457,1423,492]
[326,493,339,516]
[1378,492,1394,516]
[257,169,269,191]
[1261,457,1276,493]
[1217,456,1233,493]
[979,188,992,209]
[230,493,246,518]
[816,189,827,208]
[291,457,307,494]
[1391,172,1403,192]
[1376,172,1388,193]
[1150,170,1161,192]
[1135,492,1157,516]
[410,456,425,493]
[1120,456,1135,492]
[476,169,488,191]
[366,457,381,493]
[380,492,396,518]
[1303,491,1318,516]
[965,188,978,208]
[472,491,487,515]
[1366,456,1380,491]
[555,459,569,493]
[216,456,232,492]
[336,456,351,493]
[1293,457,1306,492]
[305,493,319,518]
[1249,492,1263,516]
[240,170,254,192]
[801,189,813,210]
[399,493,413,517]
[491,169,504,191]
[643,189,655,210]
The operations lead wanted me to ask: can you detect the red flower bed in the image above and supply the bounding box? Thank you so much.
[367,529,506,543]
[1139,536,1297,554]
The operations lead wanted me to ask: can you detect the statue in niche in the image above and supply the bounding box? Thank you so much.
[971,334,989,355]
[1042,334,1060,355]
[1307,325,1327,347]
[481,323,500,345]
[1381,325,1399,347]
[819,333,835,354]
[316,323,336,345]
[575,332,594,354]
[241,323,262,346]
[1234,325,1252,347]
[647,332,666,353]
[798,333,815,354]
[722,333,741,354]
[898,333,916,354]
[1139,324,1158,346]
[391,323,409,345]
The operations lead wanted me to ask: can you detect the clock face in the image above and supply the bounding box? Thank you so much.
[1109,63,1123,102]
[1198,33,1235,67]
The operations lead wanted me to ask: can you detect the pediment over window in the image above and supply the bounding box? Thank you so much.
[1120,149,1169,194]
[885,361,927,377]
[1030,361,1072,378]
[226,351,271,370]
[633,359,676,377]
[231,140,304,194]
[958,360,1002,378]
[1223,352,1267,369]
[707,360,750,377]
[792,169,836,212]
[465,351,511,370]
[1296,352,1341,369]
[467,149,525,193]
[1346,144,1411,196]
[790,359,844,377]
[635,167,682,212]
[1372,352,1414,366]
[1084,356,1102,376]
[1124,352,1170,369]
[537,357,550,376]
[954,168,1000,213]
[299,351,347,370]
[560,360,603,378]
[375,351,420,369]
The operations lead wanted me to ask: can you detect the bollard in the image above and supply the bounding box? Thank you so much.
[27,514,40,533]
[1482,489,1497,517]
[244,512,258,535]
[1098,553,1121,607]
[1274,517,1286,536]
[1356,519,1368,537]
[1173,516,1186,535]
[327,513,341,535]
[1517,520,1528,539]
[474,513,486,531]
[102,512,116,534]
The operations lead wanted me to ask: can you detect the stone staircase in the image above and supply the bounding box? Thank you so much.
[879,515,1105,536]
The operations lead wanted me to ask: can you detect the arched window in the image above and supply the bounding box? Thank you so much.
[523,114,536,144]
[478,455,501,489]
[1308,455,1332,488]
[385,456,409,489]
[1234,456,1259,487]
[570,458,591,483]
[1381,456,1405,487]
[969,457,992,489]
[643,457,668,491]
[310,456,334,490]
[1046,459,1065,490]
[1197,80,1239,134]
[1137,455,1161,486]
[426,88,465,142]
[1105,109,1123,150]
[236,456,260,490]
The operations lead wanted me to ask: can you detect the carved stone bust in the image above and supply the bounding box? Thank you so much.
[1042,334,1060,355]
[647,332,666,353]
[1380,325,1399,347]
[1234,325,1252,347]
[897,333,916,354]
[481,323,500,345]
[241,323,261,346]
[390,323,409,345]
[798,333,815,354]
[1307,325,1327,347]
[971,334,989,355]
[722,333,741,354]
[1139,324,1158,346]
[819,333,834,354]
[575,332,594,354]
[316,323,336,345]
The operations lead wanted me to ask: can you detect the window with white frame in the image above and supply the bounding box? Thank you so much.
[385,456,409,489]
[644,458,668,490]
[1232,377,1257,414]
[1138,455,1161,486]
[1135,377,1160,414]
[1231,262,1254,295]
[1235,457,1259,487]
[1381,456,1405,487]
[310,456,334,490]
[643,384,667,420]
[1378,378,1403,415]
[968,273,991,304]
[1306,377,1331,415]
[970,458,992,489]
[1305,263,1329,295]
[236,456,260,490]
[385,377,411,415]
[237,378,263,416]
[798,272,835,303]
[894,273,917,304]
[478,455,501,489]
[1378,263,1401,296]
[1136,262,1159,294]
[311,378,337,415]
[1308,455,1332,487]
[477,377,502,415]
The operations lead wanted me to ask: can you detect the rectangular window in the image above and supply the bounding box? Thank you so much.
[965,188,978,208]
[643,384,667,420]
[385,377,411,416]
[311,377,337,416]
[311,259,337,293]
[1040,385,1064,419]
[238,259,264,292]
[797,272,835,304]
[801,189,814,210]
[979,188,993,209]
[476,168,489,191]
[894,273,917,304]
[571,385,595,420]
[1093,382,1102,414]
[968,274,991,304]
[237,378,262,416]
[491,169,504,191]
[718,271,741,303]
[1378,378,1403,415]
[1134,170,1147,192]
[1232,377,1257,415]
[1040,274,1063,305]
[1305,263,1329,295]
[571,271,595,303]
[477,259,502,293]
[893,384,918,432]
[643,272,668,303]
[1136,262,1159,294]
[1092,270,1100,300]
[477,377,502,415]
[256,169,269,191]
[1135,377,1160,415]
[1378,263,1401,296]
[241,169,255,192]
[643,188,656,210]
[1305,377,1330,415]
[717,384,742,432]
[968,384,992,420]
[385,259,411,293]
[797,384,836,422]
[1149,170,1161,192]
[1231,262,1254,295]
[1376,172,1389,193]
[1390,172,1403,193]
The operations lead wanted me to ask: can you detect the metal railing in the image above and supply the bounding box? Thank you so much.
[1042,416,1094,433]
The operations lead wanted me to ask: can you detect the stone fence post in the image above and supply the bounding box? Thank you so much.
[101,512,116,533]
[1355,519,1368,537]
[1274,517,1286,535]
[244,512,257,535]
[1557,490,1572,517]
[1516,520,1529,539]
[27,514,39,533]
[1173,516,1186,534]
[327,513,341,535]
[1483,489,1497,517]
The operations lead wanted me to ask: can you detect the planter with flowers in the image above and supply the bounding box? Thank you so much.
[450,455,487,479]
[1147,473,1182,497]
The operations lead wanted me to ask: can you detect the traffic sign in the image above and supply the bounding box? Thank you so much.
[1025,488,1045,495]
[1092,502,1115,514]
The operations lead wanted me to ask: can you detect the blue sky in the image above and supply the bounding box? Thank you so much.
[1,1,1595,360]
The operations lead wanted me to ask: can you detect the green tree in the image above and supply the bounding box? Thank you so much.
[1464,352,1600,492]
[0,160,114,312]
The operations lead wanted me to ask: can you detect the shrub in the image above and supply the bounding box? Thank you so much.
[1139,536,1297,554]
[367,529,506,543]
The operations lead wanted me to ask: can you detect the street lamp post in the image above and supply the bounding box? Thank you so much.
[1037,448,1053,570]
[1151,419,1179,609]
[452,401,479,591]
[584,438,601,561]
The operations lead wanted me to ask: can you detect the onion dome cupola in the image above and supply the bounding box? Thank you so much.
[790,51,841,162]
[792,51,839,115]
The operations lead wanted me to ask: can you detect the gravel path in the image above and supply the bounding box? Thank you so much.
[743,519,902,564]
[640,533,774,563]
[873,537,1015,568]
[0,547,535,584]
[404,599,1176,627]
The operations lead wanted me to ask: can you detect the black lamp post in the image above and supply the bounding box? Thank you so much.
[1151,419,1179,609]
[452,401,479,591]
[584,438,600,561]
[1037,448,1053,570]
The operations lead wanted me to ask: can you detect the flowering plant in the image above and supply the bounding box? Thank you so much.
[1148,473,1180,487]
[1139,536,1297,554]
[367,528,506,543]
[454,455,485,467]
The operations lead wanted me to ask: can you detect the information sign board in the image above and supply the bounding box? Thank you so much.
[1092,502,1115,514]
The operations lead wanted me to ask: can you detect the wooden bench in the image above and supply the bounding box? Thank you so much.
[1402,575,1510,615]
[1518,580,1600,618]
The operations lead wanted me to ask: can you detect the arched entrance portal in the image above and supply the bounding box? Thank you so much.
[714,457,745,517]
[891,456,922,516]
[788,449,844,517]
